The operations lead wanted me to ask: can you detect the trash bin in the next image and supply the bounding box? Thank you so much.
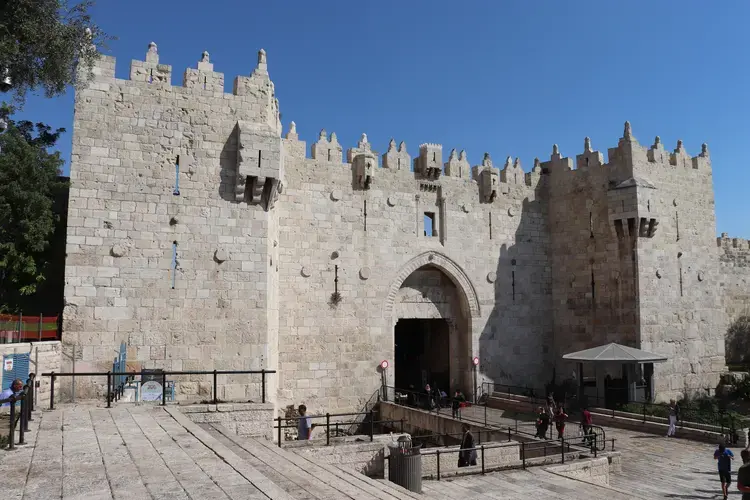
[388,436,422,493]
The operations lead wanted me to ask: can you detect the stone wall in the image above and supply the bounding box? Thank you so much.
[0,341,61,409]
[179,403,274,440]
[64,43,739,413]
[287,436,393,477]
[718,235,750,364]
[546,456,613,486]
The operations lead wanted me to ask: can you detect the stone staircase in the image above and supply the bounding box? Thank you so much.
[204,424,418,500]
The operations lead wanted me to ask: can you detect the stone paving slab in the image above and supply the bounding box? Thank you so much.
[0,405,277,500]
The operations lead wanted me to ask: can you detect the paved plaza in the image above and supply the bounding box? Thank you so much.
[0,404,745,499]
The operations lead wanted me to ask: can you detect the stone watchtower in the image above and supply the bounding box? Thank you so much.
[546,122,725,400]
[63,44,283,403]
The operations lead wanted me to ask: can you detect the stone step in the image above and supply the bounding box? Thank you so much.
[250,434,398,500]
[205,424,319,499]
[207,424,382,500]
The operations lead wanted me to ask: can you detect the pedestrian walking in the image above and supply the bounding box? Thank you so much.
[715,443,735,500]
[581,406,593,446]
[536,406,550,439]
[297,404,312,440]
[554,406,568,440]
[452,390,465,419]
[666,399,678,437]
[458,425,477,467]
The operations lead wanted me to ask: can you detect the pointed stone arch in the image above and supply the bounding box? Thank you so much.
[384,251,481,318]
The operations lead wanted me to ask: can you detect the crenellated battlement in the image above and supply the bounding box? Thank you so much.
[717,233,750,251]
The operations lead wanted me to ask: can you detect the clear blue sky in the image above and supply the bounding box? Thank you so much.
[15,0,750,237]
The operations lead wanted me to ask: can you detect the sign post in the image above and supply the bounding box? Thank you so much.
[380,360,389,401]
[472,356,480,404]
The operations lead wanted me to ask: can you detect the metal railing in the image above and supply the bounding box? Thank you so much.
[40,369,276,409]
[1,374,37,450]
[384,384,608,452]
[386,435,574,481]
[274,410,406,447]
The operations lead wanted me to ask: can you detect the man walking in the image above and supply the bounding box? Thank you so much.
[297,404,312,440]
[666,399,678,437]
[737,449,750,499]
[581,406,593,446]
[714,443,735,500]
[452,390,465,419]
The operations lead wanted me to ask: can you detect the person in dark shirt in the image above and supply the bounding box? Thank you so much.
[452,390,465,419]
[536,406,550,439]
[738,449,750,500]
[458,425,477,467]
[714,443,735,500]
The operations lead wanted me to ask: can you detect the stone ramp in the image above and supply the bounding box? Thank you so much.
[205,423,415,500]
[0,405,290,500]
[421,468,637,499]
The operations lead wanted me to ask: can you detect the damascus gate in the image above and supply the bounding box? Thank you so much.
[61,43,750,413]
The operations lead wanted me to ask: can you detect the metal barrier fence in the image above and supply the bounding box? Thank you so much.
[484,381,743,437]
[0,314,59,344]
[274,410,406,447]
[383,384,609,453]
[40,369,276,409]
[1,374,37,450]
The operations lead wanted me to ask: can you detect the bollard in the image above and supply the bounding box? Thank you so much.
[561,436,565,464]
[50,372,56,410]
[508,427,511,442]
[8,395,17,450]
[522,441,526,469]
[277,417,282,447]
[400,418,404,433]
[369,410,374,442]
[481,445,485,474]
[106,371,112,408]
[26,379,34,422]
[436,449,441,480]
[22,388,30,433]
[213,370,218,404]
[326,413,331,446]
[18,395,26,445]
[161,372,167,406]
[261,369,266,403]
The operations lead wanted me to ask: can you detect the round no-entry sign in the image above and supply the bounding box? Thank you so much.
[380,360,389,369]
[472,357,480,366]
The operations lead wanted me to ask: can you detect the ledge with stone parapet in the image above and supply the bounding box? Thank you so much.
[284,122,542,203]
[82,43,279,117]
[178,402,274,439]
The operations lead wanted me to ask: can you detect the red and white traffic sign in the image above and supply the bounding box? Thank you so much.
[380,360,389,370]
[472,356,480,366]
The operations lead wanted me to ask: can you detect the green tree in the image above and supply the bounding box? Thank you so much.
[0,0,110,103]
[0,117,68,312]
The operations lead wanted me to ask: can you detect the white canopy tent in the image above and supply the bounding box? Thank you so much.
[562,343,668,404]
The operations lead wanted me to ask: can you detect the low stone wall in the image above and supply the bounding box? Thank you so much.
[0,341,61,410]
[179,403,274,439]
[417,441,519,478]
[379,402,511,444]
[547,456,612,486]
[287,434,402,477]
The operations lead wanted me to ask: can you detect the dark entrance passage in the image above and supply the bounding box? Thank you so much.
[394,318,451,392]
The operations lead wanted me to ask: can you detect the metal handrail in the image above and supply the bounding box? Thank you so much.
[40,369,276,409]
[275,409,391,447]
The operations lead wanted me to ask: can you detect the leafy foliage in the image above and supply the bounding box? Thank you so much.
[0,117,68,312]
[726,315,750,366]
[0,0,111,103]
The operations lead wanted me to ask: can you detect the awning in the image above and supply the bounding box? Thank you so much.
[562,343,668,364]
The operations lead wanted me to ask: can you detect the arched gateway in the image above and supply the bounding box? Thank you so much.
[385,252,480,396]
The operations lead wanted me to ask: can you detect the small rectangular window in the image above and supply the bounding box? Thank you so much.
[424,212,437,237]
